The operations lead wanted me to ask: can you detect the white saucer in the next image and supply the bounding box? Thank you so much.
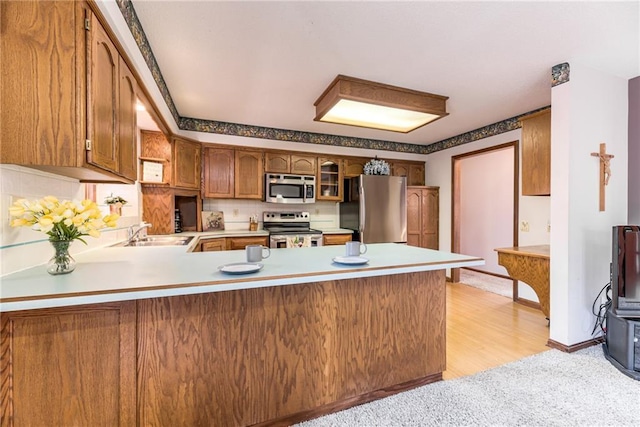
[218,262,264,274]
[332,256,369,265]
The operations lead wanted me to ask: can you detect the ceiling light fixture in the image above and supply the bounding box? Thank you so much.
[314,75,448,133]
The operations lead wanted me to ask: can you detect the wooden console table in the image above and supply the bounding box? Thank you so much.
[495,245,550,319]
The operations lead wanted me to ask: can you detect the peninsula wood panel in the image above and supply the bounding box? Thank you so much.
[136,271,445,426]
[0,302,136,427]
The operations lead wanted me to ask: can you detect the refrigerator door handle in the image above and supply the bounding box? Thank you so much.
[359,182,365,235]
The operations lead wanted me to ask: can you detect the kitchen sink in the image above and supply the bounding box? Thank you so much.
[112,236,194,247]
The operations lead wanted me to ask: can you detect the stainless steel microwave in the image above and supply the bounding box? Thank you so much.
[265,174,316,204]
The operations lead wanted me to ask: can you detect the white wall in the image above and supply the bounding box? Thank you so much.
[426,129,550,301]
[0,166,139,276]
[549,64,628,346]
[459,146,514,275]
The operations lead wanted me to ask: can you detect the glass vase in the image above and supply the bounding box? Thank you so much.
[47,240,76,275]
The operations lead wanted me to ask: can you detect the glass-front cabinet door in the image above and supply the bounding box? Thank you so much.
[317,157,343,201]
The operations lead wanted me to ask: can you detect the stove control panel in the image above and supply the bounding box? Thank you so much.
[263,211,310,223]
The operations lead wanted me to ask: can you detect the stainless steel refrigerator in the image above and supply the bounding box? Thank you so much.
[339,175,407,244]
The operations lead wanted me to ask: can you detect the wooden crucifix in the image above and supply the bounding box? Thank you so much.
[591,143,614,211]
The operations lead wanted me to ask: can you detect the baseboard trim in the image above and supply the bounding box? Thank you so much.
[547,337,605,353]
[514,297,541,311]
[461,266,512,281]
[253,373,443,426]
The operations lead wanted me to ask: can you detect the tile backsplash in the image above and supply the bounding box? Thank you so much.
[0,165,140,276]
[202,199,340,231]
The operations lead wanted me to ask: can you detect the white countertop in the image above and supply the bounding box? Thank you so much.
[0,243,483,312]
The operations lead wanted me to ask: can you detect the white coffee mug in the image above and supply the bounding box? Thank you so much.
[345,241,367,257]
[246,245,270,262]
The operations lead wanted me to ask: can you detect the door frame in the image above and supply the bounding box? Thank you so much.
[450,141,519,297]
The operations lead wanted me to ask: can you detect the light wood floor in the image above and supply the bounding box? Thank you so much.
[444,281,550,380]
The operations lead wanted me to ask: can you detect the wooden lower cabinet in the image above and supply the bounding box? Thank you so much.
[200,237,226,252]
[0,302,136,426]
[407,186,439,250]
[323,233,352,246]
[226,236,269,250]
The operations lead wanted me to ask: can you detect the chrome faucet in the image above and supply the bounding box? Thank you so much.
[127,222,152,244]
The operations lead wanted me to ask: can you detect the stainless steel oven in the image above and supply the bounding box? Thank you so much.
[265,174,316,204]
[263,211,323,248]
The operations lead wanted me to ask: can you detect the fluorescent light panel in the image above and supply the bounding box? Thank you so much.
[314,75,448,133]
[319,99,441,133]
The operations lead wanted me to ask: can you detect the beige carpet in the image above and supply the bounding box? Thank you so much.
[458,269,512,298]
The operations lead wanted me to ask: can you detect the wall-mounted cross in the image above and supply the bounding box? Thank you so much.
[590,143,614,211]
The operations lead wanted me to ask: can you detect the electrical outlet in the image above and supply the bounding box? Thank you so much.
[233,209,239,217]
[315,209,320,215]
[520,221,530,232]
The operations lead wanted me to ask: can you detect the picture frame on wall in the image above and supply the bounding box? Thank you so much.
[202,211,225,231]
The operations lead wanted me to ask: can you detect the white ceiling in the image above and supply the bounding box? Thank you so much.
[130,0,639,147]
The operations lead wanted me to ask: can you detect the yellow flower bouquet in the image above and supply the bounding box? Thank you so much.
[9,196,120,275]
[9,196,119,242]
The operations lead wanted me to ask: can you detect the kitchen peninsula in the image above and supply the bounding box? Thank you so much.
[1,243,482,426]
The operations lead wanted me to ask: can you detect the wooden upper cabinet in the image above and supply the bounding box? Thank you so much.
[265,152,290,173]
[172,137,201,189]
[344,157,368,177]
[264,152,316,175]
[391,161,426,186]
[409,163,425,186]
[290,155,316,175]
[391,162,409,179]
[317,157,343,201]
[140,130,172,184]
[0,0,80,169]
[0,1,137,183]
[235,150,264,199]
[87,11,119,174]
[118,58,138,181]
[203,147,235,198]
[520,108,551,196]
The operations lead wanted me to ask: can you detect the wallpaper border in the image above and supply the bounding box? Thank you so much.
[116,0,554,155]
